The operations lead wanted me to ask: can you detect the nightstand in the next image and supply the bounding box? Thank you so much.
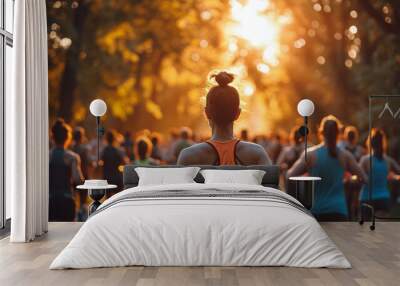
[77,180,117,215]
[289,176,321,210]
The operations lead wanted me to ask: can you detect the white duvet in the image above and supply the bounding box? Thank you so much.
[50,183,351,269]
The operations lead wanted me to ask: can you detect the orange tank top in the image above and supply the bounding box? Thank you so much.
[206,139,241,165]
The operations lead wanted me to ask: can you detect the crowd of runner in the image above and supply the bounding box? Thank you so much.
[49,119,400,222]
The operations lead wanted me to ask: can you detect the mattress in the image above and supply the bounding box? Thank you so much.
[50,183,351,269]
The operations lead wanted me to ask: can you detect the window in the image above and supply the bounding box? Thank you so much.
[1,0,14,230]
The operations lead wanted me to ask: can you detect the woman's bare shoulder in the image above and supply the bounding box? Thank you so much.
[181,142,211,154]
[237,140,265,152]
[307,143,322,153]
[177,142,215,165]
[236,141,271,165]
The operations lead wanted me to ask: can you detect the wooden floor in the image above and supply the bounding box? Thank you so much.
[0,222,399,286]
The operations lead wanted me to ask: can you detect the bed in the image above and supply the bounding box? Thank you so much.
[50,165,350,269]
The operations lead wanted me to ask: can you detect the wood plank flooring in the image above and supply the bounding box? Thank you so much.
[0,222,399,286]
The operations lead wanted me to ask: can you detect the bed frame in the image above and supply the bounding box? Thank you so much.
[123,165,280,190]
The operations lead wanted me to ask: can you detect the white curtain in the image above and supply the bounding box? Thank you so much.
[8,0,49,242]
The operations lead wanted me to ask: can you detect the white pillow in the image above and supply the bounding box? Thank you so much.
[200,169,266,185]
[135,167,201,186]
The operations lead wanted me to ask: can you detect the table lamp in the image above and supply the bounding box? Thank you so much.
[289,99,319,210]
[89,99,107,164]
[80,99,110,216]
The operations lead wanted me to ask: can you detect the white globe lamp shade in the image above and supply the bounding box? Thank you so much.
[89,99,107,117]
[297,99,315,117]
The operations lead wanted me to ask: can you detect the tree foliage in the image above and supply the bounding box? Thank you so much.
[48,0,228,133]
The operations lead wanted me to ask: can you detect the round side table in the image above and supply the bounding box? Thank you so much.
[77,184,117,216]
[289,176,321,210]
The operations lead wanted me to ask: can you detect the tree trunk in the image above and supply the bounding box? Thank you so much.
[57,2,90,122]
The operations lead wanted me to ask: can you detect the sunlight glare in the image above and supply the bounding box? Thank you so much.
[231,0,278,47]
[257,63,270,74]
[262,46,279,65]
[228,41,238,53]
[244,85,255,96]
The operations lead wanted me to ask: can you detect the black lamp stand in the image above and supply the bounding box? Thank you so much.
[298,116,309,163]
[95,116,105,165]
[89,116,106,216]
[304,116,308,163]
